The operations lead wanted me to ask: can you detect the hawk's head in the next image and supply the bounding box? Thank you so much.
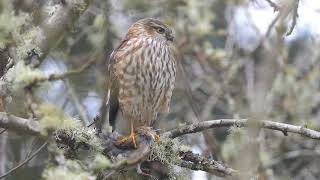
[127,18,174,42]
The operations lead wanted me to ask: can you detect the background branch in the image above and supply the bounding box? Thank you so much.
[26,0,94,67]
[0,140,48,179]
[0,112,40,136]
[163,119,320,139]
[178,151,235,177]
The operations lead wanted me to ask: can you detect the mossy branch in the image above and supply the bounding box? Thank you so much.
[2,113,320,177]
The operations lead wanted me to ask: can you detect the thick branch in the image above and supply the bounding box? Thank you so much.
[163,119,320,140]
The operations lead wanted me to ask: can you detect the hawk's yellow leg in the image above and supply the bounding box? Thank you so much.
[155,134,160,143]
[118,119,137,148]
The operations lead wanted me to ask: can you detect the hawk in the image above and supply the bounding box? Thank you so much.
[108,18,176,147]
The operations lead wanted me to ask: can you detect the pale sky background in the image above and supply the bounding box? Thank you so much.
[249,0,320,38]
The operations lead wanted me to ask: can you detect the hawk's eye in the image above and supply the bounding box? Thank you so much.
[156,27,165,34]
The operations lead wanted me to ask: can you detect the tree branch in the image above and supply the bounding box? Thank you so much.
[178,151,235,177]
[0,112,40,136]
[163,119,320,140]
[265,0,280,11]
[2,114,320,177]
[2,114,320,141]
[0,140,48,179]
[34,57,97,84]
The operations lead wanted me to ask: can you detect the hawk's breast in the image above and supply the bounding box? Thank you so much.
[112,37,176,132]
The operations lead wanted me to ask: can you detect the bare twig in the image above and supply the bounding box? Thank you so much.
[265,0,280,11]
[24,88,38,118]
[27,58,97,87]
[265,0,300,37]
[0,140,48,179]
[163,119,320,140]
[286,0,300,36]
[266,12,282,37]
[64,80,89,126]
[0,128,7,135]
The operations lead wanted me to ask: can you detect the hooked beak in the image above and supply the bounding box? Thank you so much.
[166,33,174,41]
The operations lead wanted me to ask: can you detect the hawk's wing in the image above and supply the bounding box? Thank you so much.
[108,37,129,130]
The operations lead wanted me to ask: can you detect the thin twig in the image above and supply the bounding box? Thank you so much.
[265,0,280,11]
[266,12,282,37]
[87,118,97,128]
[163,119,320,140]
[64,80,89,126]
[0,140,48,179]
[0,128,7,135]
[286,0,299,36]
[27,58,97,87]
[24,88,38,118]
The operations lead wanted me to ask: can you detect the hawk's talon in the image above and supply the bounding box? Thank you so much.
[155,134,160,143]
[117,132,137,148]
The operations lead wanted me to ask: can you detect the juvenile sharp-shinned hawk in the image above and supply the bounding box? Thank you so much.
[107,18,176,147]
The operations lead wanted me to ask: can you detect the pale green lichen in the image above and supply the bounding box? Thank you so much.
[179,144,191,152]
[70,127,102,152]
[56,127,102,153]
[43,159,95,180]
[38,103,79,136]
[150,137,180,167]
[0,0,31,45]
[5,61,46,91]
[0,0,38,62]
[88,153,111,171]
[70,0,90,16]
[15,27,42,61]
[150,137,191,180]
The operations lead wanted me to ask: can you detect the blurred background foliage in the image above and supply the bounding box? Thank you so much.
[1,0,320,179]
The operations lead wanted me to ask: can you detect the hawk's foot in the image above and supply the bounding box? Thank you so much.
[155,134,160,143]
[117,131,137,149]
